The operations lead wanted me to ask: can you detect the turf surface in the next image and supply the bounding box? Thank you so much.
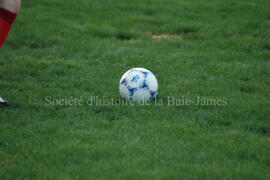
[1,0,270,179]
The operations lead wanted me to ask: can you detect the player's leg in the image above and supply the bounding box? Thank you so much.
[0,0,21,105]
[0,0,21,48]
[0,0,21,13]
[0,97,8,106]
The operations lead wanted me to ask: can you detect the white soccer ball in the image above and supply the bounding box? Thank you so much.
[119,68,158,102]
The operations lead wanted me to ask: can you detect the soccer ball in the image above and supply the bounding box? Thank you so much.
[119,68,158,102]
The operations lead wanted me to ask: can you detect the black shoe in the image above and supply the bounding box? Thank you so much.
[0,97,8,106]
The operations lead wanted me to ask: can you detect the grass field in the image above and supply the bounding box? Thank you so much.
[1,0,270,179]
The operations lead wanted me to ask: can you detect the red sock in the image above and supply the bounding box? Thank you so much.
[0,7,17,48]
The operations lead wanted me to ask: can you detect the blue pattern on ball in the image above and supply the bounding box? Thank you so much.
[140,71,150,77]
[140,80,149,89]
[128,70,149,78]
[128,87,138,96]
[149,90,156,98]
[131,75,140,82]
[121,78,127,86]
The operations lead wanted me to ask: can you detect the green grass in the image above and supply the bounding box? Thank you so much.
[1,0,270,179]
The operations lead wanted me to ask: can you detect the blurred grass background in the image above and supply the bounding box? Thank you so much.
[0,0,270,179]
